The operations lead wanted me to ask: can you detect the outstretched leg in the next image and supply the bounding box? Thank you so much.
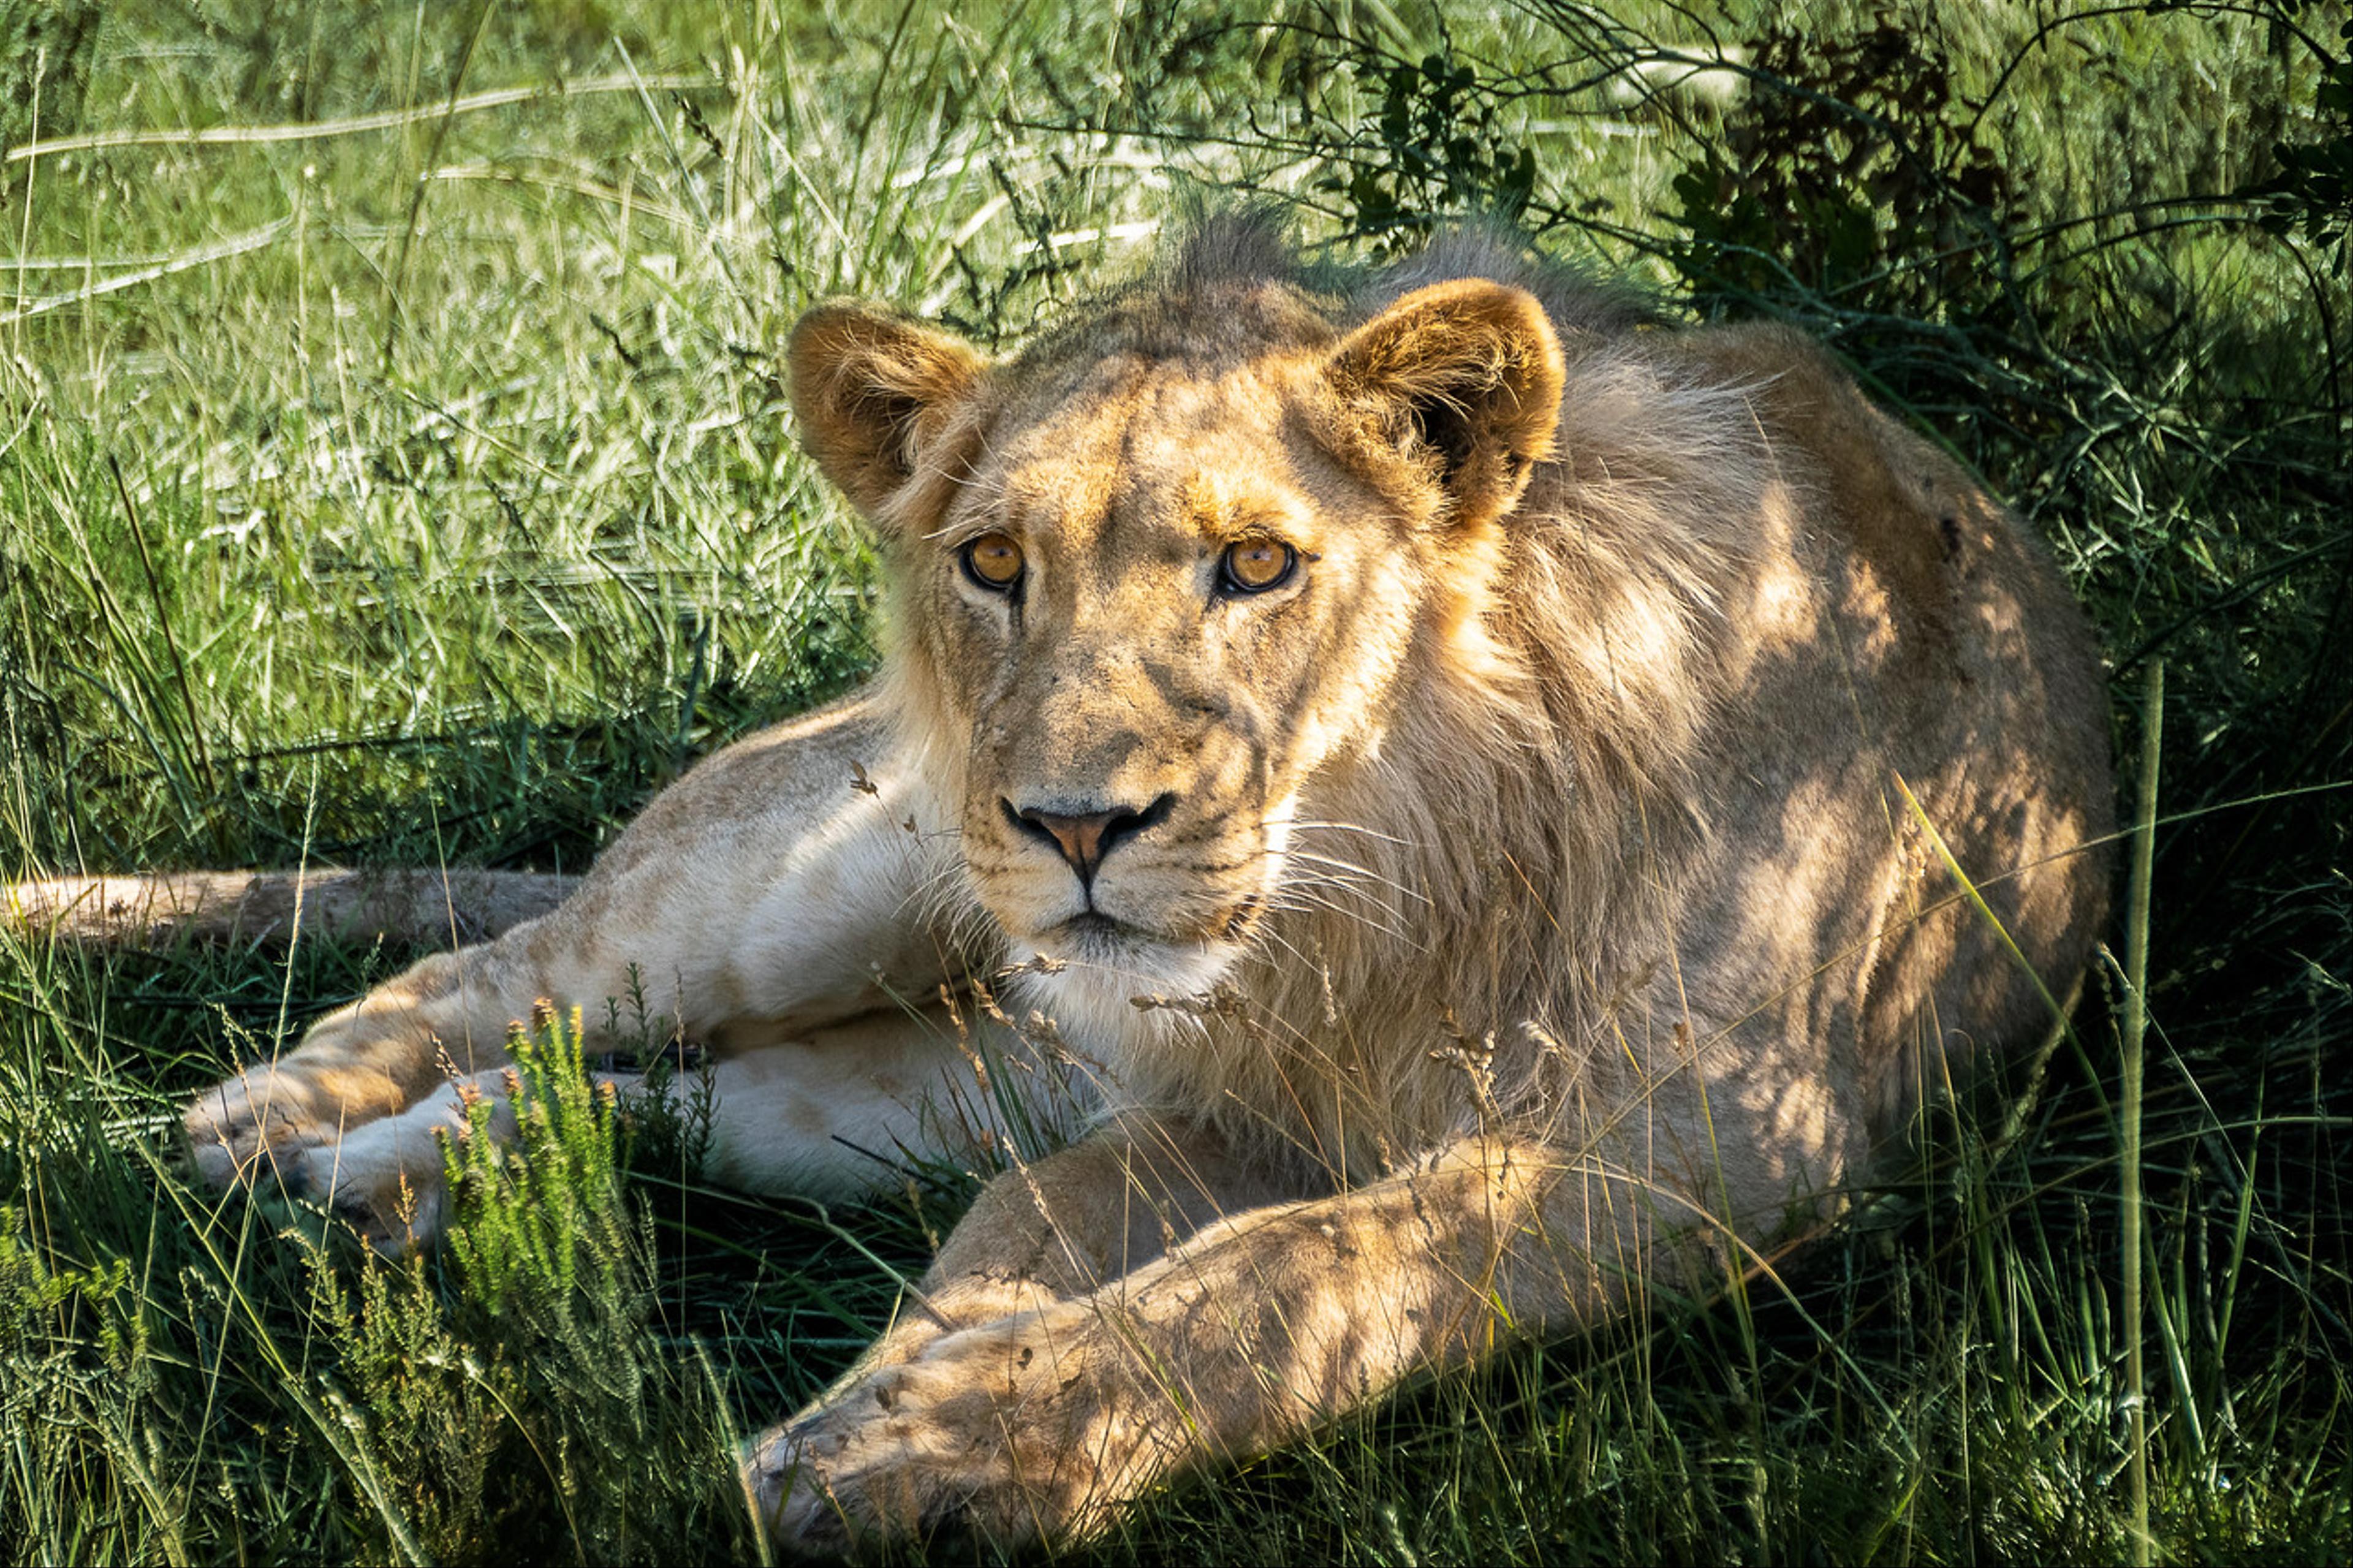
[290,1002,1070,1250]
[6,867,571,946]
[157,690,990,1232]
[787,1115,1327,1388]
[748,1123,1741,1551]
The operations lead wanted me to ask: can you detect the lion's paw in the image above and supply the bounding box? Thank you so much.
[183,1068,343,1193]
[747,1308,1127,1556]
[185,1068,455,1251]
[292,1118,452,1252]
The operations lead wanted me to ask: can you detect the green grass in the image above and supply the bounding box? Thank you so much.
[5,1,2351,1561]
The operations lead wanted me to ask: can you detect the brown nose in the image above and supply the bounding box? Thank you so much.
[1003,795,1175,892]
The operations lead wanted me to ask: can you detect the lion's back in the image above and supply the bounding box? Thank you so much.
[1620,322,2114,1145]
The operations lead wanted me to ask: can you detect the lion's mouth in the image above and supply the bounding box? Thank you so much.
[1048,892,1267,953]
[1038,910,1217,981]
[1054,910,1150,952]
[1017,907,1248,1026]
[1040,896,1265,974]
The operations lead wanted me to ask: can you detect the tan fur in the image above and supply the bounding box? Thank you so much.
[12,219,2112,1552]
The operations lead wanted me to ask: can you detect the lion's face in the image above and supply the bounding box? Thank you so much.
[915,358,1421,980]
[789,274,1564,998]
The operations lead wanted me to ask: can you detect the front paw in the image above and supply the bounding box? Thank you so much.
[292,1121,452,1252]
[746,1307,1134,1556]
[184,1068,338,1192]
[185,1069,453,1251]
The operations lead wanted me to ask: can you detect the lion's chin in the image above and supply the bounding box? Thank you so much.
[1008,916,1240,1054]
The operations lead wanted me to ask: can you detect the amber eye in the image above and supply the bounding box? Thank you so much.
[1219,539,1297,595]
[960,532,1025,592]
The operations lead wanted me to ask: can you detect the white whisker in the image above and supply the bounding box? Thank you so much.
[1279,850,1431,906]
[1281,818,1418,849]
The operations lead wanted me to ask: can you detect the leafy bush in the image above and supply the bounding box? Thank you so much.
[1664,19,2025,319]
[1320,48,1539,248]
[2246,3,2353,267]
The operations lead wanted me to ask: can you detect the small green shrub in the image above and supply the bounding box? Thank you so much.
[301,1003,753,1564]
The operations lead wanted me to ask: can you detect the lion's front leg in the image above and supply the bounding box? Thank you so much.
[183,945,502,1197]
[781,1116,1311,1399]
[752,1133,1650,1553]
[184,692,970,1243]
[757,1293,1173,1548]
[184,932,608,1247]
[221,1003,1062,1253]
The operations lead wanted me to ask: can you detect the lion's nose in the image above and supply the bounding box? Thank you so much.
[1003,794,1175,892]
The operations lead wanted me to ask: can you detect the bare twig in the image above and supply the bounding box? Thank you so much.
[2123,656,2165,1568]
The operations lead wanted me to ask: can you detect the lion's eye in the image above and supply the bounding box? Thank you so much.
[1219,539,1297,595]
[960,532,1025,592]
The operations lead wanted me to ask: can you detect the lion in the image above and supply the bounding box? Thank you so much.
[8,217,2113,1552]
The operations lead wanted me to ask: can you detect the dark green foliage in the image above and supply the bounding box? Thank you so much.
[2243,2,2353,268]
[1320,49,1539,249]
[1664,20,2025,319]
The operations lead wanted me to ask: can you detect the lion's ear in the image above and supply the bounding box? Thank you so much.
[1325,280,1565,530]
[788,305,986,520]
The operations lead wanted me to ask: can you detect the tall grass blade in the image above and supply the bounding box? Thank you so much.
[2123,656,2164,1566]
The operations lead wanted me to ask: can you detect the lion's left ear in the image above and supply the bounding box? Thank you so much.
[1324,279,1566,530]
[788,304,987,522]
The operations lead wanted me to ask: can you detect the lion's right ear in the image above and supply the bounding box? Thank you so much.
[788,305,986,520]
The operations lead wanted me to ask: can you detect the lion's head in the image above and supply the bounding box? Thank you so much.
[787,229,1566,1009]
